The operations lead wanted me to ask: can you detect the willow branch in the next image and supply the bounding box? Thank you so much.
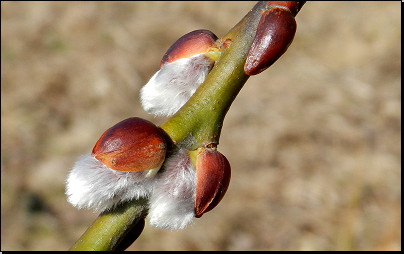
[161,1,266,148]
[69,198,148,251]
[68,1,301,251]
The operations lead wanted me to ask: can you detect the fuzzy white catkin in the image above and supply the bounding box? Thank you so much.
[140,53,214,117]
[66,154,156,212]
[147,149,197,230]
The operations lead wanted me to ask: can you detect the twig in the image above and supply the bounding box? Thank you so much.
[69,1,304,250]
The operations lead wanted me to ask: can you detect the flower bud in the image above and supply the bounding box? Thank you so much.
[92,117,168,173]
[244,7,297,75]
[140,29,220,117]
[194,147,231,218]
[66,117,170,212]
[147,146,231,229]
[161,29,219,66]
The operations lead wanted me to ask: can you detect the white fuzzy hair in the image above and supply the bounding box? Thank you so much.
[66,154,157,212]
[147,149,197,230]
[140,54,214,117]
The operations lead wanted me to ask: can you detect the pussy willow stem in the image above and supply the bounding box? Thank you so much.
[69,197,148,251]
[69,1,273,251]
[160,2,266,149]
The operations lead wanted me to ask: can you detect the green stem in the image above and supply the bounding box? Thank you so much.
[69,198,148,251]
[161,1,266,149]
[69,1,269,251]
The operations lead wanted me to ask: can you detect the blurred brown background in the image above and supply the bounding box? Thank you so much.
[1,1,401,251]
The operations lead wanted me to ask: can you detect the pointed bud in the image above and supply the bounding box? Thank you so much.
[140,29,220,117]
[244,7,297,76]
[195,147,231,218]
[92,117,169,173]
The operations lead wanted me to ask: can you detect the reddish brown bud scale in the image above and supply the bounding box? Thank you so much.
[267,1,305,16]
[160,29,218,67]
[244,7,297,76]
[92,117,168,172]
[195,148,231,218]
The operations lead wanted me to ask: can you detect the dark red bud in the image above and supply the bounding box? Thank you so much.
[92,117,168,172]
[161,29,218,67]
[195,148,231,218]
[244,7,297,76]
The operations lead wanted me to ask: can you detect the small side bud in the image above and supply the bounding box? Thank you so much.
[244,7,297,76]
[194,147,231,218]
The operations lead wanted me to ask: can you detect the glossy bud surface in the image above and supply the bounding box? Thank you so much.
[195,148,231,218]
[140,29,220,117]
[92,117,168,172]
[161,29,218,67]
[244,7,297,75]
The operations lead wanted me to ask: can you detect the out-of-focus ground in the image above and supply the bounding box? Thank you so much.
[1,1,401,251]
